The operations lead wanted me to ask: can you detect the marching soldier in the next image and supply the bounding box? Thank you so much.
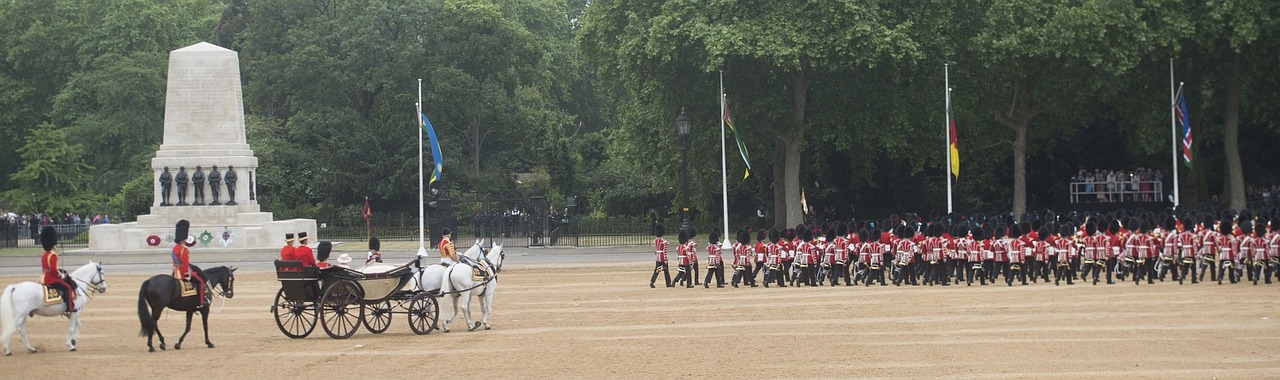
[765,228,785,287]
[1198,215,1220,283]
[672,229,693,288]
[921,223,945,286]
[752,229,767,284]
[862,229,888,286]
[892,225,917,286]
[1215,216,1238,284]
[1267,218,1280,284]
[650,224,672,288]
[731,229,757,287]
[1053,224,1076,285]
[1158,217,1181,282]
[1104,220,1122,285]
[1081,222,1104,285]
[686,228,701,286]
[704,229,725,288]
[951,225,970,284]
[1006,224,1027,286]
[989,225,1006,284]
[831,224,852,286]
[1242,220,1268,285]
[794,229,815,287]
[967,226,987,286]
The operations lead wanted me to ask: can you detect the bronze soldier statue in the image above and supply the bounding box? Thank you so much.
[175,166,189,206]
[208,165,222,205]
[159,166,173,206]
[224,166,238,205]
[192,166,206,205]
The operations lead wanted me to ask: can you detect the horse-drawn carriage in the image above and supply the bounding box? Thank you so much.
[270,259,438,339]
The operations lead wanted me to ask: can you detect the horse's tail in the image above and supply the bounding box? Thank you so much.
[138,279,155,337]
[1,285,16,335]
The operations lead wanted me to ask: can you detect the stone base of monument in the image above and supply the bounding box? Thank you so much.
[90,207,316,251]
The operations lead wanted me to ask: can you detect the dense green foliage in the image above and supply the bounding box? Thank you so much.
[0,0,1277,227]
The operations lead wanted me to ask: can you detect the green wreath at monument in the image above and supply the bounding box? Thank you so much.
[198,230,215,246]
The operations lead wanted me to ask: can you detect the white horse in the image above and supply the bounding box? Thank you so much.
[439,242,503,332]
[413,240,486,293]
[1,262,108,355]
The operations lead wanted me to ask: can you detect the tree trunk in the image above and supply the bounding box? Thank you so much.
[471,120,481,174]
[772,139,786,229]
[1013,122,1028,219]
[1222,50,1245,211]
[783,67,810,228]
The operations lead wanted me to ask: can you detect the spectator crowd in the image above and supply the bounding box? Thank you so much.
[1070,168,1164,203]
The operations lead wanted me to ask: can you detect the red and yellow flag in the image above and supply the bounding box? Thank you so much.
[948,104,960,178]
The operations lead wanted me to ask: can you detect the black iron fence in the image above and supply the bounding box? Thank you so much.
[0,223,91,249]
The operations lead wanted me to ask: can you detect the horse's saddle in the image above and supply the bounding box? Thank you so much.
[472,261,491,282]
[177,279,199,298]
[43,286,63,306]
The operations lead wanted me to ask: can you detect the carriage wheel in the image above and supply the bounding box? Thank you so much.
[273,289,317,339]
[320,281,364,339]
[407,292,439,335]
[362,300,393,334]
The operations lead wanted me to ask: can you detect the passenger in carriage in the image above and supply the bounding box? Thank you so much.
[315,241,333,269]
[439,228,458,266]
[39,226,76,313]
[366,237,384,267]
[295,232,316,267]
[336,253,353,269]
[280,233,296,260]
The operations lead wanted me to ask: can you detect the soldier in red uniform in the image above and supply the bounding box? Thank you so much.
[295,231,316,267]
[703,230,725,288]
[731,229,755,287]
[279,233,296,260]
[751,229,768,285]
[650,224,672,288]
[172,220,208,306]
[672,229,692,288]
[764,228,784,287]
[39,226,76,313]
[1052,224,1076,285]
[967,226,987,286]
[1005,224,1027,286]
[830,223,851,286]
[863,229,888,286]
[1215,217,1238,284]
[1198,215,1220,283]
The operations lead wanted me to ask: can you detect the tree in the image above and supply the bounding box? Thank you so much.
[0,123,95,214]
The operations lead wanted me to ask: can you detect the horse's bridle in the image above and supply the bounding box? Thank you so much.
[212,272,234,298]
[72,265,107,299]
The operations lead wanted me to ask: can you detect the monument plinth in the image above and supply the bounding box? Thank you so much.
[90,42,316,251]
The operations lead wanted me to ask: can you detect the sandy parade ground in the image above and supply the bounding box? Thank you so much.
[1,245,1279,379]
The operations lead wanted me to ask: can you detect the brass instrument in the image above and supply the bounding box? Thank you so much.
[1009,263,1021,271]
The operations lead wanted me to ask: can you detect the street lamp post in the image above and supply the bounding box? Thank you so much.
[676,108,692,234]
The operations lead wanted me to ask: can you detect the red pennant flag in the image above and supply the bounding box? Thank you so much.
[362,197,371,221]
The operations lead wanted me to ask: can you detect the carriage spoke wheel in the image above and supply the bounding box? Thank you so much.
[407,293,439,335]
[273,289,317,339]
[362,300,393,334]
[320,281,364,339]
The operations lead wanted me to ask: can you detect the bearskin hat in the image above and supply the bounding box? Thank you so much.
[825,228,836,242]
[40,226,57,251]
[1036,226,1049,241]
[971,226,985,241]
[709,228,720,245]
[836,222,849,237]
[175,220,190,244]
[738,229,751,244]
[678,229,689,244]
[769,228,780,243]
[1085,221,1098,236]
[1107,220,1121,235]
[317,241,332,262]
[756,229,766,242]
[1009,224,1023,239]
[1163,216,1177,231]
[1220,218,1234,235]
[654,224,665,237]
[1239,220,1253,235]
[686,226,698,239]
[953,224,968,238]
[1059,223,1073,237]
[801,228,813,242]
[869,229,882,243]
[369,236,380,251]
[857,228,870,243]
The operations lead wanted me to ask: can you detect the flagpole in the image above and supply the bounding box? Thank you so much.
[1169,59,1179,208]
[719,71,731,247]
[365,196,371,241]
[945,64,953,213]
[416,79,428,256]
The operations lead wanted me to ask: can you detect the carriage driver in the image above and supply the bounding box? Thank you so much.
[172,220,208,306]
[40,226,76,313]
[439,228,458,265]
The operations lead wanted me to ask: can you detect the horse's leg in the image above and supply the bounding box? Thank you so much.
[9,312,35,354]
[150,304,167,351]
[481,287,493,330]
[462,293,478,331]
[442,295,459,333]
[175,310,195,350]
[65,312,80,351]
[201,308,214,348]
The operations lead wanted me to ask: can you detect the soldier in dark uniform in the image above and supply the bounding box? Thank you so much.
[224,166,238,205]
[192,165,205,205]
[208,165,222,205]
[175,166,189,206]
[159,167,173,206]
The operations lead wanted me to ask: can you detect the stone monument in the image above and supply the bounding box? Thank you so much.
[90,42,316,251]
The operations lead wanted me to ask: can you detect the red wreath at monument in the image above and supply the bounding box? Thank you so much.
[146,235,162,246]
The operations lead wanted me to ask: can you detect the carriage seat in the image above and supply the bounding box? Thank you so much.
[359,259,415,280]
[274,260,320,280]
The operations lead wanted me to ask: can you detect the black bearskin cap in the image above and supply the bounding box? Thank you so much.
[1202,215,1215,229]
[1009,224,1022,239]
[40,226,57,251]
[768,228,780,244]
[1059,224,1073,237]
[655,224,665,237]
[709,229,720,245]
[1220,218,1233,235]
[1163,217,1177,231]
[953,225,968,238]
[738,230,751,244]
[678,229,689,244]
[1107,220,1121,235]
[175,220,190,243]
[857,228,869,243]
[756,229,766,242]
[317,241,332,262]
[825,228,836,242]
[869,229,882,243]
[369,237,380,251]
[1085,221,1098,236]
[801,228,813,242]
[971,226,985,241]
[836,222,849,237]
[1239,220,1253,235]
[1037,226,1049,241]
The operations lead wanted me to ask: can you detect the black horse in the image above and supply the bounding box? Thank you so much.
[137,265,236,352]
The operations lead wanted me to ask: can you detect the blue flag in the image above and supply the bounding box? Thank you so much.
[420,113,442,184]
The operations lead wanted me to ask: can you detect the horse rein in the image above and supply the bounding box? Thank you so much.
[72,265,107,300]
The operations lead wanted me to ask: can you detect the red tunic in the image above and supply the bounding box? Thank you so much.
[280,244,295,261]
[733,242,751,267]
[295,244,317,267]
[766,243,781,267]
[677,243,692,266]
[706,243,723,267]
[654,237,669,262]
[753,241,767,262]
[172,245,192,277]
[41,250,61,285]
[1006,238,1024,263]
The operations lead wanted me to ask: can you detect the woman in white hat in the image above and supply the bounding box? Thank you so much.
[336,253,353,269]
